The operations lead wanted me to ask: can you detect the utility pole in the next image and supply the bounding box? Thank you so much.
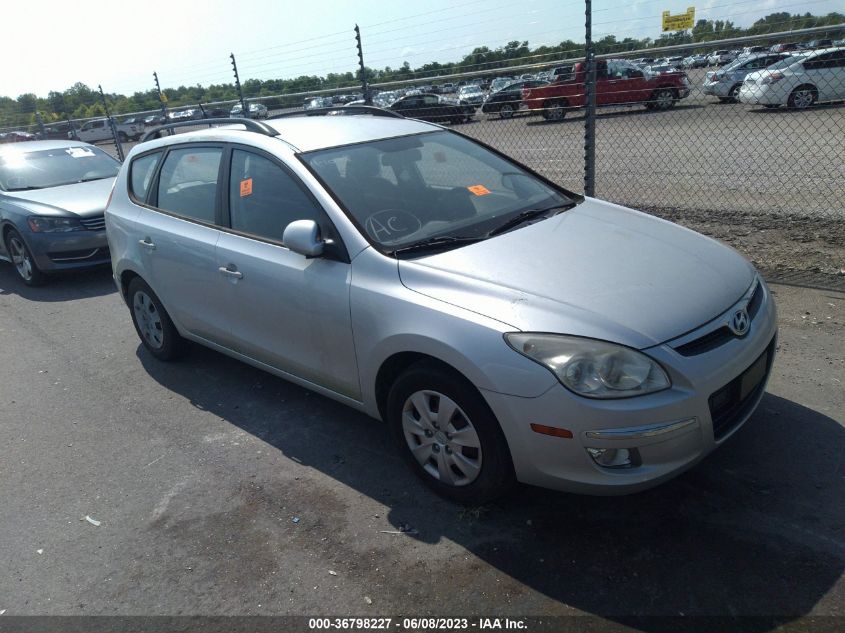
[98,85,124,162]
[355,25,372,105]
[583,0,596,197]
[230,53,247,116]
[153,72,169,126]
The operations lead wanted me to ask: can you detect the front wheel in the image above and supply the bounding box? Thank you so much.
[127,277,185,361]
[387,361,515,504]
[4,228,47,286]
[650,88,677,110]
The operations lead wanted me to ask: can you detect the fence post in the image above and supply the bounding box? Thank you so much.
[584,0,596,197]
[230,53,248,116]
[153,72,169,128]
[35,112,47,139]
[355,25,372,105]
[98,85,124,162]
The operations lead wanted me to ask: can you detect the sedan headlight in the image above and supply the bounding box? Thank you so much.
[505,333,670,399]
[27,216,85,233]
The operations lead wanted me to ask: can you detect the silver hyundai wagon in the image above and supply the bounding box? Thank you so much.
[105,110,777,503]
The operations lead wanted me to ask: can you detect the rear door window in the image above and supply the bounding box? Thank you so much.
[156,147,222,223]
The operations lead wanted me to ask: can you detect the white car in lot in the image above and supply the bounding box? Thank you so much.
[739,47,845,108]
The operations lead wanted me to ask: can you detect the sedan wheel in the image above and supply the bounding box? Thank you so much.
[499,103,516,119]
[5,229,46,286]
[728,84,741,102]
[133,290,164,350]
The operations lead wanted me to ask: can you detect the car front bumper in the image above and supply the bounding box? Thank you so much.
[702,81,733,97]
[482,278,778,494]
[26,228,110,272]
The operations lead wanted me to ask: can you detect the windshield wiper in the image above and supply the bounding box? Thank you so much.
[5,185,42,191]
[77,176,109,183]
[486,202,577,237]
[391,235,485,257]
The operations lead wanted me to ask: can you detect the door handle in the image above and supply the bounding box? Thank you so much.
[139,238,156,250]
[218,266,243,280]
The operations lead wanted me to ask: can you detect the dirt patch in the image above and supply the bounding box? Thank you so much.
[641,206,845,278]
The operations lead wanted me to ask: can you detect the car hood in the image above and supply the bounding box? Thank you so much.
[398,198,755,349]
[2,177,115,217]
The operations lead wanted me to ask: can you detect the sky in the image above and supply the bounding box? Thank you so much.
[1,0,841,99]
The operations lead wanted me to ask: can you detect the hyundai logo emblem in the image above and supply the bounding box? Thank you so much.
[729,309,750,336]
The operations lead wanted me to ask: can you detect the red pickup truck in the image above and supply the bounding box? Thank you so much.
[523,59,691,120]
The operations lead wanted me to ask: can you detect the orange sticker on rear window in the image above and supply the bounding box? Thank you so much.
[240,178,253,197]
[467,185,490,196]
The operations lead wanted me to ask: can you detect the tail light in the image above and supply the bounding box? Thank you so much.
[761,72,785,85]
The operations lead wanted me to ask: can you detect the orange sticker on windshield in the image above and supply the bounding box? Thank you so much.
[467,185,490,196]
[239,178,253,197]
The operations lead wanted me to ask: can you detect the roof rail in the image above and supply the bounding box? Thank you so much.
[140,118,278,143]
[270,105,405,120]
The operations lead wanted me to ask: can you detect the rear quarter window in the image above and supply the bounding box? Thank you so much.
[129,152,162,203]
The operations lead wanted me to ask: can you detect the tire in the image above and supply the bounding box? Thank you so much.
[127,277,185,361]
[788,85,817,109]
[386,361,515,504]
[728,84,742,102]
[541,99,567,121]
[650,88,677,111]
[4,227,47,286]
[498,103,516,119]
[118,132,129,142]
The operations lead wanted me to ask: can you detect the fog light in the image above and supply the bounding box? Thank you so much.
[586,447,636,469]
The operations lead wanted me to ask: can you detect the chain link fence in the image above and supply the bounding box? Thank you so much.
[2,21,843,289]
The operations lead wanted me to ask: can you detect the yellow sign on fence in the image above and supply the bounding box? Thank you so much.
[662,6,695,32]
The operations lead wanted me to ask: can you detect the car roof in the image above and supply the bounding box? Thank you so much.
[0,139,91,154]
[139,115,440,154]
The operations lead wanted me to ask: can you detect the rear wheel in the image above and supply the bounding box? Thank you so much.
[542,99,567,121]
[4,228,47,286]
[728,84,742,102]
[127,277,185,361]
[788,85,817,109]
[498,103,516,119]
[387,361,515,504]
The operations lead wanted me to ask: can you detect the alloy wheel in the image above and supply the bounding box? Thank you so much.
[8,235,33,281]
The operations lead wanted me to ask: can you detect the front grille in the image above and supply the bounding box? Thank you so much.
[708,336,776,440]
[676,281,763,357]
[79,214,105,231]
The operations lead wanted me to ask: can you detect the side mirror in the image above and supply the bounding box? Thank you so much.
[628,69,644,78]
[283,219,325,258]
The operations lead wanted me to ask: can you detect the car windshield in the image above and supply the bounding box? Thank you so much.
[0,146,119,191]
[460,86,482,94]
[303,131,577,254]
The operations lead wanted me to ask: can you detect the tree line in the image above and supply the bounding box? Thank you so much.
[1,11,842,128]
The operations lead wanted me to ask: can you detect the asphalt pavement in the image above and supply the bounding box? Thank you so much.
[0,262,842,629]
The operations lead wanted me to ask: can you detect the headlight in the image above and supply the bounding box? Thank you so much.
[27,216,85,233]
[505,333,670,399]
